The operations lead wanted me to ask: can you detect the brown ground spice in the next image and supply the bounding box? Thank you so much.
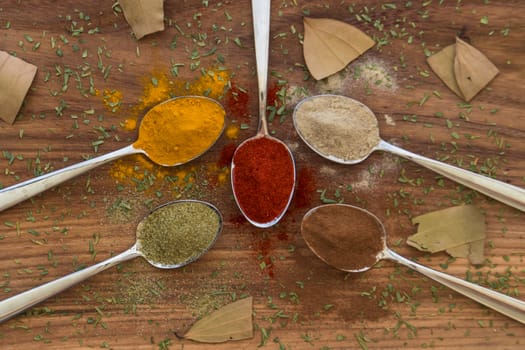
[301,204,385,271]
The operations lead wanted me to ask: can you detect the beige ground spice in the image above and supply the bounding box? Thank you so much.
[294,95,380,162]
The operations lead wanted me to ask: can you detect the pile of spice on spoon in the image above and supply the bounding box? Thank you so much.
[293,94,380,162]
[137,200,221,266]
[134,96,226,166]
[232,136,295,225]
[301,204,384,271]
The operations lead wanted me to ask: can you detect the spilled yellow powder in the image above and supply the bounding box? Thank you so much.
[180,69,230,99]
[107,66,230,193]
[217,168,229,184]
[102,89,123,112]
[140,72,173,107]
[122,118,137,131]
[110,154,197,195]
[225,124,240,139]
[206,164,230,186]
[122,67,230,133]
[110,155,170,183]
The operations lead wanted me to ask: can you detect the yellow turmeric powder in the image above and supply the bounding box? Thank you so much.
[133,97,225,166]
[102,89,123,112]
[179,69,230,99]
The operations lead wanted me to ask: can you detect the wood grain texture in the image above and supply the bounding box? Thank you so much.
[0,0,524,349]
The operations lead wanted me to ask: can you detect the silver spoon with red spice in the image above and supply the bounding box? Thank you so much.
[301,204,525,324]
[230,0,296,228]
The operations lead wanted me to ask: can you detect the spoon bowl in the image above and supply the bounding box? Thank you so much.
[0,96,225,212]
[230,0,296,227]
[0,200,222,323]
[301,203,525,324]
[293,94,525,212]
[232,134,296,228]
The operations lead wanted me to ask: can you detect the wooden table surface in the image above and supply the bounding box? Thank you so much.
[0,1,524,349]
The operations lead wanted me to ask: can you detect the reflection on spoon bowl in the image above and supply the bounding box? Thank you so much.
[301,203,525,324]
[293,94,525,212]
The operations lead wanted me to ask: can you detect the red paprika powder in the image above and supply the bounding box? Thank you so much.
[232,136,295,225]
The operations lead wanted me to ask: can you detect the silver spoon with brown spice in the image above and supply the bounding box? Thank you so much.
[301,203,525,324]
[293,94,525,212]
[0,200,222,323]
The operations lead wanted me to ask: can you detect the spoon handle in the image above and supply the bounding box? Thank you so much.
[378,140,525,212]
[251,0,271,135]
[384,248,525,324]
[0,144,140,212]
[0,246,140,323]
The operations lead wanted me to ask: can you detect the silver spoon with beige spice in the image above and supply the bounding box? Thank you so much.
[293,94,525,212]
[301,204,525,324]
[0,200,222,323]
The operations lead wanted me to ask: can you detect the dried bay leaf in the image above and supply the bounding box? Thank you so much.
[427,37,499,102]
[119,0,165,40]
[0,51,37,124]
[446,239,485,265]
[407,205,486,265]
[426,44,463,98]
[454,37,499,102]
[303,17,375,80]
[184,296,253,343]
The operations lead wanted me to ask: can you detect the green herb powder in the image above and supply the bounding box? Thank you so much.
[137,201,220,266]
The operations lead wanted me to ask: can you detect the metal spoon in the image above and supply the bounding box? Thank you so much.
[0,199,222,323]
[0,96,225,212]
[293,94,525,212]
[301,203,525,324]
[230,0,296,228]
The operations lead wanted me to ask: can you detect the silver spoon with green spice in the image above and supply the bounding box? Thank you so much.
[0,200,222,323]
[293,94,525,212]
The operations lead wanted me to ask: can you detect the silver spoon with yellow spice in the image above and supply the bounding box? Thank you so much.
[301,204,525,324]
[0,96,225,212]
[293,94,525,212]
[0,200,222,323]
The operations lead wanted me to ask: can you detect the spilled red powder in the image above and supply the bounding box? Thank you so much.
[267,82,281,107]
[252,230,292,279]
[217,143,237,168]
[293,167,317,208]
[225,83,250,121]
[232,136,295,224]
[277,232,289,241]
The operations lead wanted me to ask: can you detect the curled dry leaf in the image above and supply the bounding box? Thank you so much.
[407,205,486,265]
[183,296,253,343]
[303,17,375,80]
[119,0,165,40]
[0,51,37,124]
[427,37,499,102]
